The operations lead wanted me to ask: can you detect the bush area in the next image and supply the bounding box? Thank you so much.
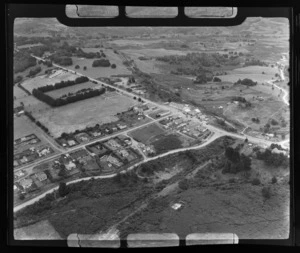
[244,58,268,67]
[27,66,41,78]
[14,51,37,73]
[156,52,240,68]
[256,148,289,167]
[151,134,183,155]
[222,146,252,174]
[234,78,257,86]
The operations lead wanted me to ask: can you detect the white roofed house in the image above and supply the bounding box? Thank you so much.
[35,171,47,182]
[19,178,33,190]
[65,161,76,171]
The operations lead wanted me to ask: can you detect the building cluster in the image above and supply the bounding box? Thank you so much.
[14,145,53,168]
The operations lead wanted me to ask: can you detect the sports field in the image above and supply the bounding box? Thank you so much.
[32,93,137,138]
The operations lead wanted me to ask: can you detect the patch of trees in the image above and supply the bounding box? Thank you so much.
[244,58,267,67]
[92,59,111,67]
[256,148,289,167]
[14,51,37,73]
[252,117,260,123]
[194,73,213,84]
[234,78,257,86]
[27,66,41,77]
[270,143,284,150]
[213,76,222,82]
[37,76,89,92]
[156,52,240,68]
[49,56,73,66]
[24,110,50,134]
[222,147,252,174]
[14,75,23,84]
[32,87,106,107]
[17,83,31,95]
[270,119,279,125]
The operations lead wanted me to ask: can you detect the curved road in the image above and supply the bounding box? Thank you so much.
[15,54,290,212]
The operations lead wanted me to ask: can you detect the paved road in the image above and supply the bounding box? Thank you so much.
[14,114,170,175]
[14,55,290,212]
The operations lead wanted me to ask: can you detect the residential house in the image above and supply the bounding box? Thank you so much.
[19,178,33,189]
[65,161,76,170]
[67,140,76,146]
[107,155,122,167]
[36,171,47,182]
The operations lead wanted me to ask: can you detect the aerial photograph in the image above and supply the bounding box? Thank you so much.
[13,7,290,243]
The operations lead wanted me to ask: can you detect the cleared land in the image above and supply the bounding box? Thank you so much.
[31,93,137,138]
[128,123,166,144]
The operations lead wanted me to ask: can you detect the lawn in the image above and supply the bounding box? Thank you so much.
[128,123,166,144]
[32,93,137,138]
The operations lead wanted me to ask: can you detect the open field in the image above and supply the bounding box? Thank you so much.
[21,71,78,92]
[67,48,131,78]
[32,93,137,138]
[45,81,100,99]
[216,66,279,84]
[121,48,188,58]
[128,123,166,144]
[14,219,62,240]
[14,86,29,100]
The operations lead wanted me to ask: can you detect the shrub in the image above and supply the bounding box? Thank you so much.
[178,179,189,191]
[271,176,277,184]
[111,63,116,69]
[75,65,80,69]
[58,182,69,197]
[228,178,236,183]
[261,186,271,199]
[251,178,261,185]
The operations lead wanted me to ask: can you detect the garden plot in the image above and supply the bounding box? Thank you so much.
[32,93,137,138]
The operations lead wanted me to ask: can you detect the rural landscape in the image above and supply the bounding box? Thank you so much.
[13,14,290,242]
